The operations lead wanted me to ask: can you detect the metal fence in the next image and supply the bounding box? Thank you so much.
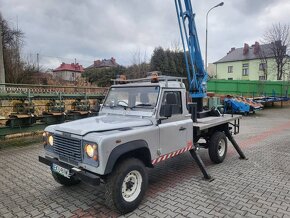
[0,83,108,138]
[0,83,108,100]
[208,80,290,97]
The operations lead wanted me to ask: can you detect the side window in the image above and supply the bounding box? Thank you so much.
[242,63,249,76]
[160,91,182,116]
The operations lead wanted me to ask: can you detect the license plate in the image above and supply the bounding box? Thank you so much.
[52,163,70,178]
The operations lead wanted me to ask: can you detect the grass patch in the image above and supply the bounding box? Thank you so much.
[0,135,42,150]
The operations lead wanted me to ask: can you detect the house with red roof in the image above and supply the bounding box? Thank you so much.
[53,62,84,82]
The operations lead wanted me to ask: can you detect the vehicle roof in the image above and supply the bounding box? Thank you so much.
[111,81,186,89]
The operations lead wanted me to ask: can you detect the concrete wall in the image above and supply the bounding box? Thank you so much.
[53,71,82,81]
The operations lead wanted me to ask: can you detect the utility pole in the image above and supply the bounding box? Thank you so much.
[0,13,5,88]
[16,15,20,80]
[74,58,77,82]
[37,53,39,72]
[205,2,224,72]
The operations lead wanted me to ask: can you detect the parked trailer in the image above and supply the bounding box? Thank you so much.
[224,97,263,115]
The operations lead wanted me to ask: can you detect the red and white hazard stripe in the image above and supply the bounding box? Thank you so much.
[151,141,193,165]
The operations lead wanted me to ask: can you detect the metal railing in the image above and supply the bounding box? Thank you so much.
[0,83,108,100]
[0,83,107,94]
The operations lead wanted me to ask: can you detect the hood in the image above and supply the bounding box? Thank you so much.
[53,115,152,136]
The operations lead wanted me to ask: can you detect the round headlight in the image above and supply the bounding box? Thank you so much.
[85,144,95,158]
[48,135,54,146]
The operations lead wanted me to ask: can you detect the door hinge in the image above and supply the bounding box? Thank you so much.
[157,148,162,156]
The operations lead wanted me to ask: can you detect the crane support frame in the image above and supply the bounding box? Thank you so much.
[174,0,208,100]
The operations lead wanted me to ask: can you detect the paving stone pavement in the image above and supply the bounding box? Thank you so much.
[1,106,290,218]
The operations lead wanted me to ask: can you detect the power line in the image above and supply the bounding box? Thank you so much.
[21,52,99,64]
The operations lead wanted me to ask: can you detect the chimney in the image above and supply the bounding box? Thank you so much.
[243,43,249,55]
[253,41,260,54]
[227,47,235,55]
[94,60,101,66]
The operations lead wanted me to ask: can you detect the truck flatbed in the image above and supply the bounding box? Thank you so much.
[193,114,242,130]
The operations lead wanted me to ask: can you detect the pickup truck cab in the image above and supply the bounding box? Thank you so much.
[39,76,242,214]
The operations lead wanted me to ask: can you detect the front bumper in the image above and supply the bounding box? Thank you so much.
[39,156,101,186]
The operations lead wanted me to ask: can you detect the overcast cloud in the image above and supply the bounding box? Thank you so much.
[1,0,289,69]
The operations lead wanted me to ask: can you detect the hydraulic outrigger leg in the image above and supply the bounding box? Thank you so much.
[189,128,247,181]
[190,147,213,181]
[225,129,247,159]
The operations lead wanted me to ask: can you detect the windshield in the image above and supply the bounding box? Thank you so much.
[103,86,160,110]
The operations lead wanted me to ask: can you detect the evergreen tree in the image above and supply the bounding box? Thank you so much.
[82,66,126,87]
[150,46,187,77]
[151,47,166,72]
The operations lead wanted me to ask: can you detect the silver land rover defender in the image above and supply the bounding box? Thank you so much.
[39,76,242,214]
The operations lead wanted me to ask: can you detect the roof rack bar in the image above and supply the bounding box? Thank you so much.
[111,75,187,85]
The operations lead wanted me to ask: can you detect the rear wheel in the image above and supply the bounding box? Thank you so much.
[104,158,148,214]
[208,131,227,164]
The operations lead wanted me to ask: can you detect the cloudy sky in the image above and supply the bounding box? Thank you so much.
[1,0,290,69]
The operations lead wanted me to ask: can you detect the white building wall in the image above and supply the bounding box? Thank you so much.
[53,71,82,81]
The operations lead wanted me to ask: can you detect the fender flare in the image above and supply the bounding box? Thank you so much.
[104,140,151,175]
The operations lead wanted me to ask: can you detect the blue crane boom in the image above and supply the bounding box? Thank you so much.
[175,0,208,107]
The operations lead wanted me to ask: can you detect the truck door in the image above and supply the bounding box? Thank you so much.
[158,91,191,155]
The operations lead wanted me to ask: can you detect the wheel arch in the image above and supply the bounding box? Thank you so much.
[104,140,153,175]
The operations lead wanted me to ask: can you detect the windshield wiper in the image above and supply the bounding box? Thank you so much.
[130,103,153,109]
[107,103,153,110]
[113,104,129,110]
[104,104,127,110]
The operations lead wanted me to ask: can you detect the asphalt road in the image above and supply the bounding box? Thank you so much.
[1,105,290,218]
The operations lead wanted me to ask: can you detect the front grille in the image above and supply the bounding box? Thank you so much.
[53,134,82,163]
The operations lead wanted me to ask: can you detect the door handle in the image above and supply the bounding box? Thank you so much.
[179,127,186,131]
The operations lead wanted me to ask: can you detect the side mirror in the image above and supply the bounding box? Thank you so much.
[163,104,172,118]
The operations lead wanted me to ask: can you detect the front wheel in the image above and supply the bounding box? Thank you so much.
[104,158,148,214]
[208,131,227,164]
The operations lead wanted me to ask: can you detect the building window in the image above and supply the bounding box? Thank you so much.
[228,66,233,73]
[228,78,233,80]
[259,76,266,81]
[242,63,249,76]
[259,63,267,71]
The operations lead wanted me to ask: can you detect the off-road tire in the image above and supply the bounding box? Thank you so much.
[51,171,80,186]
[208,131,227,164]
[104,158,148,214]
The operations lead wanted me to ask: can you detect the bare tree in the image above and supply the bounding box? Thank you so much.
[263,23,290,80]
[0,13,5,85]
[1,16,25,83]
[170,39,182,53]
[258,46,268,80]
[129,48,149,78]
